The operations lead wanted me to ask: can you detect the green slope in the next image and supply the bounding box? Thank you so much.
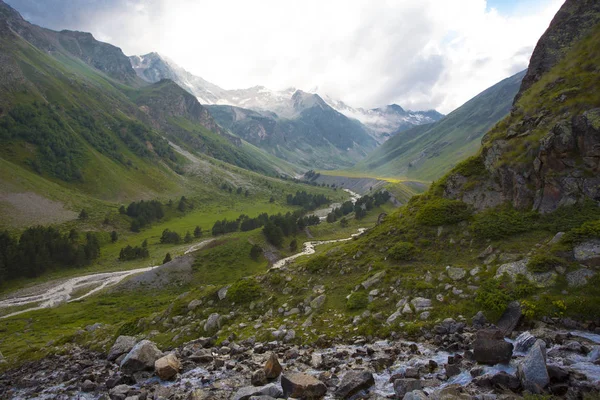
[352,70,526,181]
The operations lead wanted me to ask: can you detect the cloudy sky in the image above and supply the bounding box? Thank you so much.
[7,0,563,113]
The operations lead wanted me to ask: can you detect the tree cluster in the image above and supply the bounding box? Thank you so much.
[122,200,165,232]
[160,229,182,244]
[286,191,330,211]
[0,227,100,282]
[119,245,149,261]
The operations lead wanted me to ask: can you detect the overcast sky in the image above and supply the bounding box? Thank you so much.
[7,0,563,113]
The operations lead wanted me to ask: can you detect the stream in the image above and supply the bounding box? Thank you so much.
[0,239,216,319]
[309,188,362,221]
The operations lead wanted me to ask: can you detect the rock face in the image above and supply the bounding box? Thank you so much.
[281,373,327,399]
[154,353,181,380]
[264,352,282,379]
[518,340,550,392]
[120,340,162,375]
[107,336,137,361]
[334,370,375,399]
[473,329,513,365]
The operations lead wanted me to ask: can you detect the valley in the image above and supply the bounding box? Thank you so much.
[0,0,599,399]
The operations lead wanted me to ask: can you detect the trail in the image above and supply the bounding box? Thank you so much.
[0,239,215,319]
[271,227,366,270]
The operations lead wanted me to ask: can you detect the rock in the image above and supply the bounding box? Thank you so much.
[189,349,213,363]
[489,371,521,392]
[518,340,550,392]
[495,259,556,287]
[447,267,466,281]
[496,301,522,335]
[387,311,402,324]
[281,373,327,399]
[472,311,487,328]
[188,299,202,311]
[473,329,513,365]
[573,240,600,266]
[548,232,565,245]
[232,384,283,400]
[108,336,137,362]
[334,370,375,399]
[405,367,420,379]
[445,364,461,377]
[393,379,422,398]
[566,268,596,287]
[470,266,481,276]
[410,297,432,312]
[547,365,569,383]
[218,286,229,300]
[204,313,221,332]
[402,303,413,314]
[154,353,181,380]
[120,340,162,375]
[252,369,268,386]
[419,311,430,321]
[514,331,537,354]
[310,295,326,309]
[81,379,97,392]
[361,271,385,289]
[109,384,131,399]
[284,329,296,342]
[188,389,211,400]
[402,390,428,400]
[264,352,283,379]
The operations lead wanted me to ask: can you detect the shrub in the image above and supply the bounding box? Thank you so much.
[389,242,416,261]
[250,244,262,261]
[562,219,600,245]
[527,254,565,273]
[470,206,537,240]
[415,198,471,226]
[347,291,368,310]
[228,279,262,304]
[475,278,512,319]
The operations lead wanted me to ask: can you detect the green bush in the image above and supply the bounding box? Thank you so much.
[470,206,537,240]
[475,278,512,318]
[527,254,565,273]
[562,219,600,245]
[228,279,262,304]
[115,319,142,337]
[415,198,471,226]
[453,155,487,178]
[347,291,368,310]
[389,242,416,261]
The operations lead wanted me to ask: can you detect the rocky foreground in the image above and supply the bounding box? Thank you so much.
[1,314,599,400]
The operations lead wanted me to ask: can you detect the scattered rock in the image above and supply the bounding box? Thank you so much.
[473,329,513,365]
[518,340,549,392]
[514,331,537,354]
[410,297,432,313]
[81,379,97,392]
[393,378,422,398]
[387,311,402,324]
[108,336,137,362]
[120,340,162,375]
[566,268,596,287]
[496,301,522,335]
[447,267,466,281]
[402,303,413,314]
[361,271,385,290]
[188,299,202,311]
[310,295,326,309]
[264,352,282,379]
[251,369,268,386]
[154,353,181,380]
[109,384,131,399]
[334,370,375,399]
[548,232,564,245]
[573,240,600,266]
[472,311,487,328]
[232,384,283,400]
[403,390,428,400]
[281,373,327,399]
[204,313,221,332]
[218,286,229,301]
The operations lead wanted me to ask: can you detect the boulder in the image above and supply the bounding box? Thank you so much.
[120,340,162,375]
[204,313,221,332]
[393,379,422,398]
[334,370,375,399]
[188,299,202,311]
[109,384,131,399]
[281,373,327,399]
[402,303,413,314]
[310,295,327,309]
[218,286,229,300]
[251,369,268,386]
[518,340,549,392]
[573,240,600,266]
[81,379,97,392]
[447,267,466,281]
[232,384,283,400]
[410,297,432,313]
[387,311,402,324]
[472,311,487,328]
[566,268,596,287]
[154,353,181,380]
[108,336,137,362]
[514,331,537,354]
[473,329,513,365]
[402,390,428,400]
[495,260,556,287]
[361,271,385,289]
[496,301,522,335]
[264,352,283,379]
[490,371,521,392]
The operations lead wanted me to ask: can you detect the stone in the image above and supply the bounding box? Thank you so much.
[387,311,402,324]
[189,349,213,363]
[496,301,522,335]
[405,367,420,379]
[284,329,296,342]
[109,384,131,399]
[310,294,326,309]
[334,370,375,399]
[472,311,487,328]
[402,303,413,314]
[419,311,430,321]
[361,271,385,289]
[574,240,600,266]
[548,232,565,245]
[410,297,432,312]
[566,268,596,287]
[264,352,283,379]
[447,266,467,281]
[470,266,481,276]
[514,331,537,354]
[232,384,283,400]
[120,340,162,375]
[489,371,521,392]
[473,329,513,365]
[252,369,268,386]
[393,379,422,398]
[154,353,181,380]
[187,389,211,400]
[204,313,221,332]
[281,373,327,399]
[108,336,137,362]
[495,259,556,287]
[518,341,550,392]
[188,299,202,311]
[445,364,461,377]
[402,390,428,400]
[218,286,229,300]
[81,379,97,392]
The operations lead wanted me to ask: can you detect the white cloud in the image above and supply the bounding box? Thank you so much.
[8,0,564,113]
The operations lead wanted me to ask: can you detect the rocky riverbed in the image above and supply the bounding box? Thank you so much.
[2,317,599,400]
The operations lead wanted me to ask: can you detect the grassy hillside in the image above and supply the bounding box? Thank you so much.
[352,70,526,181]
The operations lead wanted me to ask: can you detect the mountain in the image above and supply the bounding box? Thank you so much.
[352,69,527,181]
[323,97,444,142]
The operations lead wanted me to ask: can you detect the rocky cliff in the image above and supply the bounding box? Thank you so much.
[442,0,600,213]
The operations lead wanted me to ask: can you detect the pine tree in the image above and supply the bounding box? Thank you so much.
[250,244,262,261]
[290,238,298,252]
[184,231,193,243]
[163,253,172,264]
[110,231,118,243]
[194,226,202,238]
[78,209,89,220]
